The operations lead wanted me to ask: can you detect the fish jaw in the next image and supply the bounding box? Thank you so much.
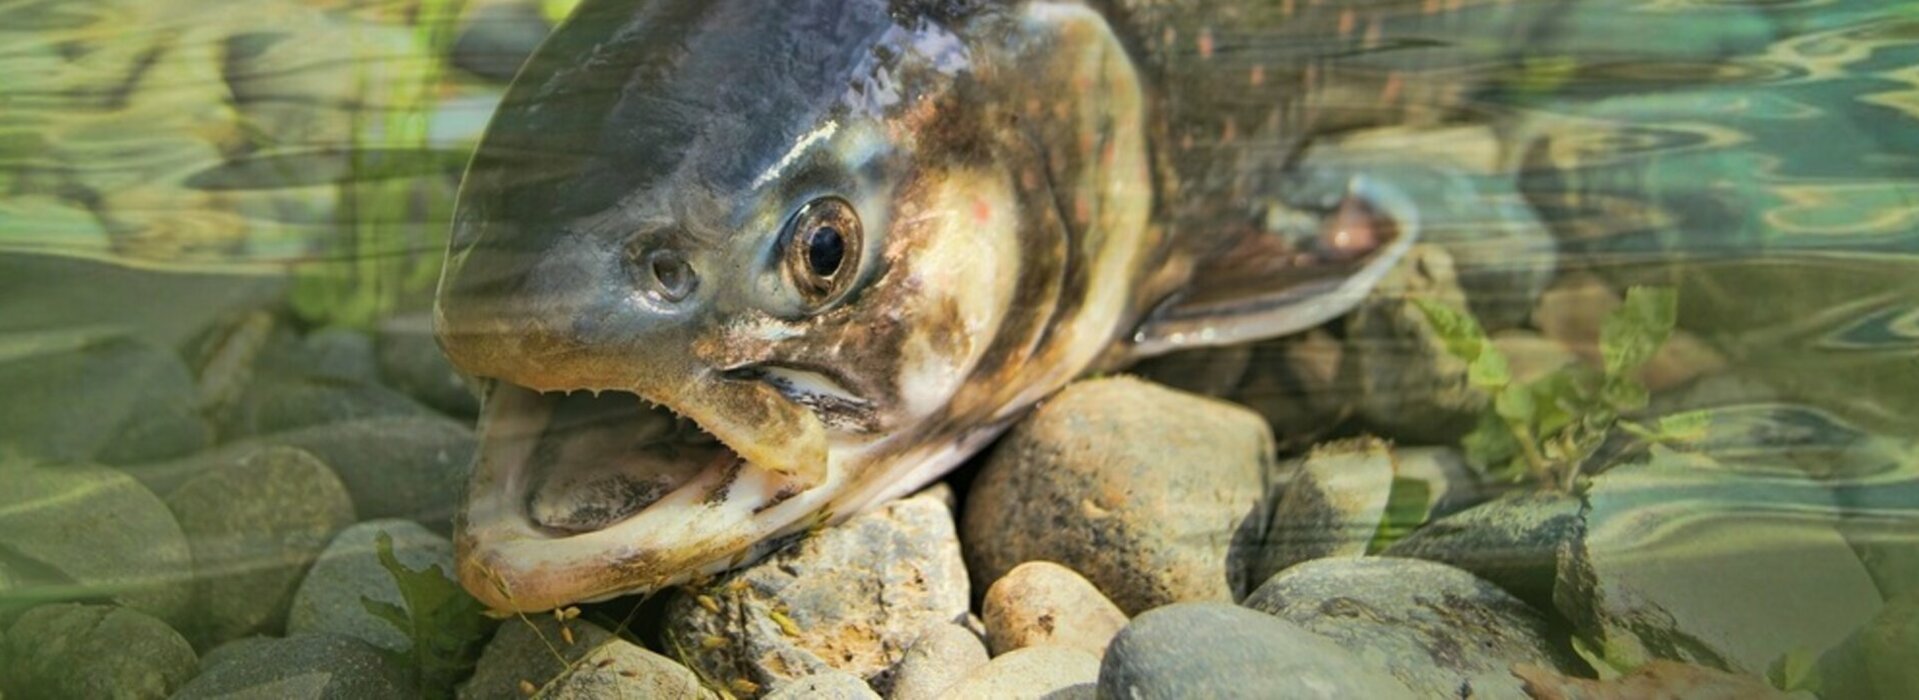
[455,381,846,612]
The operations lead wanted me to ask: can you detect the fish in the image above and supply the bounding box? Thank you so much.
[434,0,1560,612]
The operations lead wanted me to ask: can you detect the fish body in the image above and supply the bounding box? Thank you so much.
[435,0,1544,611]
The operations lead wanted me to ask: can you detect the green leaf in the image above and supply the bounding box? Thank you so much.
[362,530,493,699]
[1494,383,1536,424]
[1600,376,1650,412]
[1412,298,1487,363]
[1461,411,1522,481]
[1600,286,1678,378]
[1367,477,1435,553]
[1655,410,1713,442]
[1767,647,1822,693]
[1469,348,1512,392]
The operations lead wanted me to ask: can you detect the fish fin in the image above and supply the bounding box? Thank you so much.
[1127,175,1419,359]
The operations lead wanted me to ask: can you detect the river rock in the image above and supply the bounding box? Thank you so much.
[664,490,969,696]
[1344,246,1489,443]
[1812,589,1918,700]
[1557,456,1883,674]
[172,633,411,700]
[1513,660,1789,699]
[375,312,479,417]
[1383,490,1581,612]
[941,646,1098,700]
[1247,438,1396,588]
[1245,557,1582,699]
[888,623,989,700]
[763,670,880,700]
[165,446,357,645]
[289,519,457,652]
[1098,602,1417,699]
[221,375,437,439]
[1127,344,1253,398]
[981,561,1127,658]
[0,458,193,627]
[1230,330,1352,453]
[534,635,711,699]
[1,603,198,700]
[0,335,209,465]
[962,376,1278,615]
[133,415,475,532]
[459,616,616,700]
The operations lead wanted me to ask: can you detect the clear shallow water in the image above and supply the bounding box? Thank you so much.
[0,0,1916,696]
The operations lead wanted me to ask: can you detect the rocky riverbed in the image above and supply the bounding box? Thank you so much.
[3,236,1916,699]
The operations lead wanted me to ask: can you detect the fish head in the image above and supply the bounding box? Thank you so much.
[434,0,1128,611]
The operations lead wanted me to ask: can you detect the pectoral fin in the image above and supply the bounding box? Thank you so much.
[1129,175,1419,359]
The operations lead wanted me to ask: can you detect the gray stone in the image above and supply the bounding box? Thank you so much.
[290,327,381,384]
[164,446,356,646]
[172,633,411,700]
[375,312,479,417]
[982,561,1127,658]
[764,670,880,700]
[533,636,711,700]
[133,415,475,533]
[1344,244,1487,443]
[1382,491,1581,612]
[220,375,437,439]
[665,491,969,696]
[1557,457,1883,675]
[1245,557,1582,699]
[1097,602,1417,699]
[1,603,197,700]
[1230,330,1352,454]
[0,336,210,465]
[289,519,457,652]
[942,646,1098,700]
[962,377,1277,615]
[1813,590,1918,700]
[1126,344,1253,399]
[888,623,989,700]
[1392,446,1489,524]
[0,459,193,627]
[459,616,617,700]
[1248,438,1396,588]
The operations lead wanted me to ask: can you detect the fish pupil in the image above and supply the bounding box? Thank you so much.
[806,226,845,277]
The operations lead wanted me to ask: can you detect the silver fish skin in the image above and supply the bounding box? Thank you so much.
[435,0,1548,612]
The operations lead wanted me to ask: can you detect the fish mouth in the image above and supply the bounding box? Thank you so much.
[458,379,836,612]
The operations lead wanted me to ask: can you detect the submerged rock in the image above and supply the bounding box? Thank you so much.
[1,603,198,700]
[1344,244,1487,443]
[172,633,412,700]
[0,336,210,465]
[133,415,475,533]
[1811,590,1919,700]
[164,446,357,646]
[459,616,617,700]
[532,635,711,700]
[1557,456,1882,675]
[1513,660,1788,700]
[981,561,1127,658]
[664,490,969,697]
[1245,557,1582,699]
[1098,602,1417,699]
[1230,330,1352,454]
[941,646,1099,700]
[375,312,480,418]
[1383,491,1582,613]
[0,459,194,627]
[962,377,1278,615]
[288,519,458,652]
[1247,438,1396,588]
[888,623,989,700]
[762,670,879,700]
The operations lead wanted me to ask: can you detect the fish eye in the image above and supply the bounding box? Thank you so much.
[783,197,863,307]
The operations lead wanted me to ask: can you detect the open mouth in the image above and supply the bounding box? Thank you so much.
[515,387,742,535]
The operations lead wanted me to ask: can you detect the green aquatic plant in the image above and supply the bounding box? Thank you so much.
[290,0,471,330]
[1416,286,1708,491]
[363,530,491,699]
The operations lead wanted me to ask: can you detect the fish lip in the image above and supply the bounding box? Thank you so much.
[455,378,828,612]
